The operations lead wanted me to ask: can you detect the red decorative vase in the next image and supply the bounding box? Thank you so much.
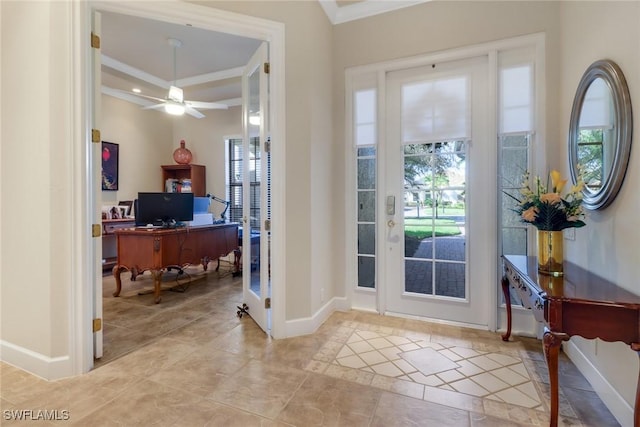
[173,140,192,165]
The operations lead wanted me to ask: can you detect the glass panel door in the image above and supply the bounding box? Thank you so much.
[242,42,270,333]
[384,57,493,327]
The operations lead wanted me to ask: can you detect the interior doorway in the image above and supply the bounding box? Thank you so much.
[85,1,285,370]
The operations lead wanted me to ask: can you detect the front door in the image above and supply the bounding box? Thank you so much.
[241,42,271,333]
[384,56,494,327]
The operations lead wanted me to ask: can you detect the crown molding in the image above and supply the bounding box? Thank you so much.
[319,0,432,25]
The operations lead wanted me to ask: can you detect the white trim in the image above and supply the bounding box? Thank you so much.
[344,33,545,327]
[284,296,350,337]
[74,1,287,372]
[564,341,633,427]
[0,341,73,381]
[385,311,489,331]
[319,0,432,25]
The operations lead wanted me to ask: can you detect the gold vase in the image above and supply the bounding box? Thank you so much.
[537,230,564,276]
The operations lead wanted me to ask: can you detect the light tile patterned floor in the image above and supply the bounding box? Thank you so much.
[307,327,544,410]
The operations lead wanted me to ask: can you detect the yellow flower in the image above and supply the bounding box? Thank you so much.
[571,181,584,193]
[540,192,562,204]
[522,206,538,222]
[550,170,567,193]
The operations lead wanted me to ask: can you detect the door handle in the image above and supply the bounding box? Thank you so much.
[387,220,396,228]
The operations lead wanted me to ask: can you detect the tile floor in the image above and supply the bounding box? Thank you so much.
[0,265,620,426]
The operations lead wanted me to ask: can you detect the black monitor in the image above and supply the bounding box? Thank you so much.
[135,192,194,227]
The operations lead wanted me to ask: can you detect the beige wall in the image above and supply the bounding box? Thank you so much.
[1,0,72,359]
[101,96,174,204]
[558,1,640,411]
[100,95,241,218]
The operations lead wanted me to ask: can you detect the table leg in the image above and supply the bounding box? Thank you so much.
[151,269,163,304]
[631,343,640,427]
[501,275,512,341]
[112,265,124,297]
[543,328,570,427]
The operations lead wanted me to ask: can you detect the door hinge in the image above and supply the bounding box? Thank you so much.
[265,139,271,153]
[92,224,102,238]
[91,32,101,49]
[263,62,270,74]
[265,297,271,309]
[91,129,101,143]
[93,318,102,332]
[264,219,271,231]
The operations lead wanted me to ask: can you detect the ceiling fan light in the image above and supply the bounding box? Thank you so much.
[164,101,185,116]
[168,85,184,103]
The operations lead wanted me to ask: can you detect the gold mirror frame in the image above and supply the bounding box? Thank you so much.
[568,59,633,210]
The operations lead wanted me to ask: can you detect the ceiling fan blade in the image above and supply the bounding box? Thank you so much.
[132,93,167,103]
[141,103,166,111]
[185,106,205,119]
[185,100,228,110]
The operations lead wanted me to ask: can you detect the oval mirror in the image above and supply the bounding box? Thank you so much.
[568,59,633,210]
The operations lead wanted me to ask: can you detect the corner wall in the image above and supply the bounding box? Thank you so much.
[0,0,74,378]
[557,3,640,424]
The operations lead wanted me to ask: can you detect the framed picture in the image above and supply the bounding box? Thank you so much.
[102,141,119,191]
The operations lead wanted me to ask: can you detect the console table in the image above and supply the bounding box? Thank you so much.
[113,223,239,303]
[501,255,640,427]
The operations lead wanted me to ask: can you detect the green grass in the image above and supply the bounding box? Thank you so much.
[404,217,462,239]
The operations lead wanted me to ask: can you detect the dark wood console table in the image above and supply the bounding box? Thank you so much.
[113,223,239,303]
[501,254,640,427]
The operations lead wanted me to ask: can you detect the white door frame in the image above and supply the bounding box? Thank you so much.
[71,0,286,374]
[345,33,546,333]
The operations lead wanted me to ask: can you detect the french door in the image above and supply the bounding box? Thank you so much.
[241,42,271,334]
[383,56,495,327]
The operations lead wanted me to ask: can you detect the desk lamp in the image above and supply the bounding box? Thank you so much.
[206,194,231,223]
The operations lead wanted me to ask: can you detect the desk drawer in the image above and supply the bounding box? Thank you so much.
[104,221,135,234]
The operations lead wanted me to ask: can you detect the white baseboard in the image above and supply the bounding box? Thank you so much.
[283,296,349,337]
[564,341,633,427]
[0,340,72,381]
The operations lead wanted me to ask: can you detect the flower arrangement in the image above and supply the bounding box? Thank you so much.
[506,170,586,231]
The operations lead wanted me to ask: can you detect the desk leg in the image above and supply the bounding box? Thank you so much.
[151,270,163,304]
[543,329,569,427]
[632,343,640,427]
[501,275,512,341]
[112,265,125,297]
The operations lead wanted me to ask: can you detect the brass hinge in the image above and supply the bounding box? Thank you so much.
[264,219,271,231]
[91,32,101,49]
[91,129,101,143]
[93,318,102,332]
[264,297,271,309]
[92,224,102,238]
[263,62,270,74]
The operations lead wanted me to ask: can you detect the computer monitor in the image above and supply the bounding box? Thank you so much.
[135,192,194,227]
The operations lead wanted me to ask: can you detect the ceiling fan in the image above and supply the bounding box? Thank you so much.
[126,38,228,119]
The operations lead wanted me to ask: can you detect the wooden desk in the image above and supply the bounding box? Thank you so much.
[113,224,239,303]
[501,255,640,427]
[102,218,136,271]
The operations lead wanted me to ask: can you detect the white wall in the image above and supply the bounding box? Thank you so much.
[557,2,640,422]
